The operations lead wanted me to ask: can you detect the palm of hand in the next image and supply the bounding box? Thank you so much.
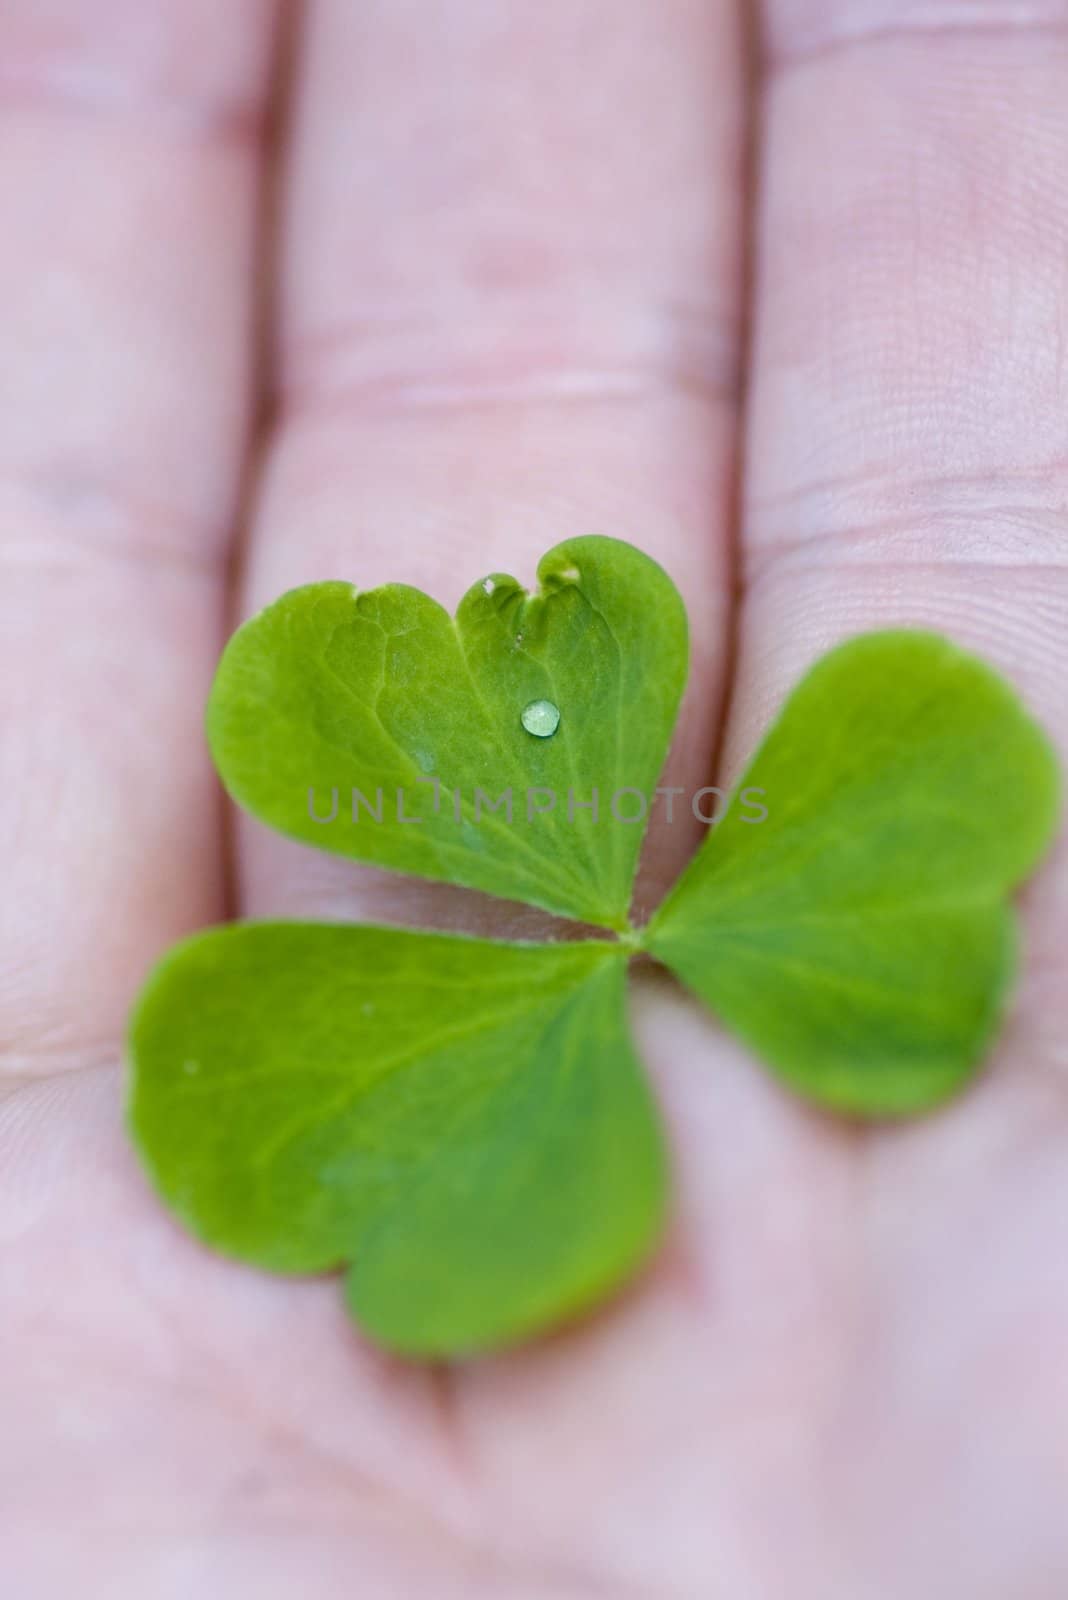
[3,3,1068,1596]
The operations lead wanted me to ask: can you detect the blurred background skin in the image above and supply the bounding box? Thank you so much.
[2,1,1068,1595]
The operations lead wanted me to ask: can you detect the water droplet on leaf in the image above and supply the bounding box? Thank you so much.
[521,699,561,739]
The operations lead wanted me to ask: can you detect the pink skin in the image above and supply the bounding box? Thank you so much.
[2,1,1068,1593]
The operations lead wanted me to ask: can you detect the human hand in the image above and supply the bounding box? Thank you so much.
[3,2,1067,1594]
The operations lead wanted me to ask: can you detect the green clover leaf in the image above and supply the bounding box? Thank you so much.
[129,925,662,1357]
[205,536,688,933]
[647,631,1061,1116]
[127,539,1062,1356]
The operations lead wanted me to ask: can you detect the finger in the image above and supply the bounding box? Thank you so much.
[0,0,281,1075]
[713,10,1068,1581]
[240,0,748,932]
[735,2,1068,1069]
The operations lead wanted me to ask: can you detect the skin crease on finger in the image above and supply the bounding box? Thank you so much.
[3,3,1068,1600]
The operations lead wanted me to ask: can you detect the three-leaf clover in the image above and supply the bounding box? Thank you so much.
[128,537,1061,1356]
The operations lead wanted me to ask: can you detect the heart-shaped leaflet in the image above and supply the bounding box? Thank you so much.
[130,924,663,1356]
[649,630,1061,1115]
[207,536,688,932]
